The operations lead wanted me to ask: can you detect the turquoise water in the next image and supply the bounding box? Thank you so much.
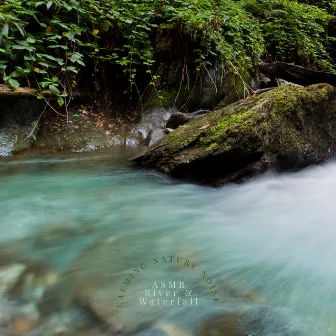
[1,150,336,335]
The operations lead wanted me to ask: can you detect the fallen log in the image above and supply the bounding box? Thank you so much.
[259,62,336,86]
[0,85,88,98]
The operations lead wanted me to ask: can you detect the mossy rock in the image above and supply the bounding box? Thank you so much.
[131,84,336,186]
[185,66,258,110]
[144,90,178,111]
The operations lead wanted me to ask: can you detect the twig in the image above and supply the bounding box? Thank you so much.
[175,63,185,106]
[229,61,256,96]
[24,100,49,140]
[205,67,217,94]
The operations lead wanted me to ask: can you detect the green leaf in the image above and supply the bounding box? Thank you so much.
[57,97,64,106]
[2,23,9,36]
[101,21,110,32]
[64,31,74,40]
[47,1,53,9]
[47,45,68,50]
[38,62,51,68]
[24,55,37,61]
[49,84,59,93]
[8,79,20,89]
[9,71,21,78]
[14,23,25,36]
[40,82,49,88]
[75,60,85,66]
[65,66,78,73]
[26,37,36,44]
[12,45,29,50]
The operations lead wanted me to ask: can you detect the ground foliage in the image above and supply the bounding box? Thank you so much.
[0,0,335,104]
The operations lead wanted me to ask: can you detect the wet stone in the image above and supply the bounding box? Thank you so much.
[9,259,55,299]
[199,312,246,336]
[0,297,12,336]
[149,129,166,146]
[38,278,75,314]
[198,306,306,336]
[34,224,94,248]
[0,264,26,295]
[0,240,28,266]
[26,308,96,336]
[11,314,38,336]
[125,137,141,146]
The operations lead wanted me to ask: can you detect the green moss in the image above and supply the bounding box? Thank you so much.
[139,83,336,177]
[163,85,333,155]
[144,90,177,110]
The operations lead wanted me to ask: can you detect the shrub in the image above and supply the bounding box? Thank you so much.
[0,0,262,102]
[243,0,334,70]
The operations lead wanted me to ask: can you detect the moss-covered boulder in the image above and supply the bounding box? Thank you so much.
[131,84,336,186]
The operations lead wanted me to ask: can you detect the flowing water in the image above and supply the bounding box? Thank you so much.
[1,149,336,335]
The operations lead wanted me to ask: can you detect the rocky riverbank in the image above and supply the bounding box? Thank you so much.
[0,64,258,159]
[3,82,336,186]
[0,95,173,157]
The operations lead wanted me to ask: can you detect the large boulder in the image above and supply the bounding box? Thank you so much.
[131,84,336,186]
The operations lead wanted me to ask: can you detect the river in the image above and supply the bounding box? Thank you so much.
[0,149,336,335]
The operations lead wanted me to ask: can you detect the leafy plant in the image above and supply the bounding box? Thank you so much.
[243,0,334,70]
[0,0,335,109]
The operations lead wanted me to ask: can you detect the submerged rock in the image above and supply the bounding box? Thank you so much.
[199,312,245,336]
[198,306,306,336]
[11,314,38,336]
[34,223,94,247]
[0,264,26,295]
[25,308,98,336]
[65,233,224,333]
[0,240,28,266]
[132,84,336,186]
[65,234,168,333]
[0,297,12,336]
[37,278,75,314]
